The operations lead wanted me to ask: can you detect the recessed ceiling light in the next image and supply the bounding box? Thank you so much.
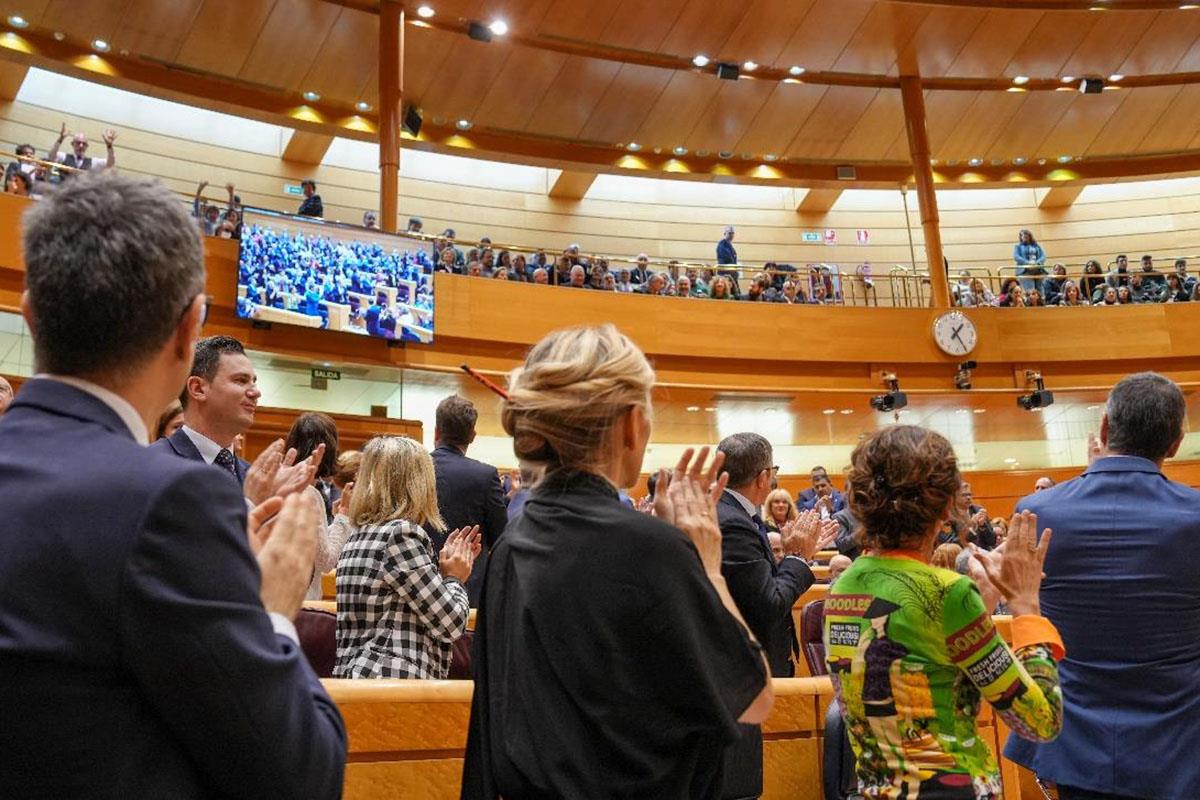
[1037,158,1048,165]
[692,54,710,67]
[1181,3,1200,8]
[488,19,508,36]
[673,145,688,156]
[764,407,777,414]
[91,39,110,52]
[1006,87,1027,93]
[789,65,805,76]
[416,5,435,18]
[718,150,732,159]
[626,142,641,152]
[1061,75,1075,83]
[1013,156,1027,165]
[968,157,983,166]
[356,101,372,112]
[704,406,717,412]
[1012,75,1030,85]
[1057,155,1073,163]
[763,153,778,162]
[53,30,65,41]
[1108,73,1124,82]
[7,15,28,28]
[1004,457,1017,464]
[302,90,321,102]
[686,405,700,412]
[840,409,854,415]
[456,119,472,130]
[822,408,836,415]
[973,408,986,414]
[743,60,758,72]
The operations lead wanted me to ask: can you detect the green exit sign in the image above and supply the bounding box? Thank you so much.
[312,367,341,381]
[284,184,305,196]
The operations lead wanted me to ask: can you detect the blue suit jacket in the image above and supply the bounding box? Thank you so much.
[149,425,250,484]
[0,379,346,798]
[797,487,847,513]
[1004,456,1200,800]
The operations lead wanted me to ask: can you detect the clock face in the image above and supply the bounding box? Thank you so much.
[933,311,977,356]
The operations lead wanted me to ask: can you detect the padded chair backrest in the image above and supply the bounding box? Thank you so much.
[800,599,828,676]
[295,607,337,678]
[448,630,474,679]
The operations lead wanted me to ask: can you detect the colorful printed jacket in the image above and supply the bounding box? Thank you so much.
[823,554,1064,799]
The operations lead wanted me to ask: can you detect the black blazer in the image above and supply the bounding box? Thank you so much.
[716,491,815,800]
[149,426,250,484]
[0,379,346,798]
[431,444,508,604]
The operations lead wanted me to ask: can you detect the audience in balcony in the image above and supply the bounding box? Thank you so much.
[1107,254,1130,289]
[5,169,30,197]
[297,179,323,218]
[1000,282,1027,307]
[1117,286,1134,304]
[1057,281,1088,306]
[958,277,996,307]
[1099,286,1120,306]
[192,181,237,237]
[1042,264,1068,305]
[1013,228,1046,291]
[47,122,116,175]
[1080,259,1106,301]
[709,275,734,299]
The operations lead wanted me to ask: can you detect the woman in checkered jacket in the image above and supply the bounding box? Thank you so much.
[334,435,482,679]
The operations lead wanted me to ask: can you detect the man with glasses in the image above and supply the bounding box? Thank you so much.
[47,122,116,177]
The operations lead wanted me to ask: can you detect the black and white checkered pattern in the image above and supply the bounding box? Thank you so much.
[333,519,469,679]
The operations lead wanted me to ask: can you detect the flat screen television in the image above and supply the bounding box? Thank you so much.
[236,208,435,344]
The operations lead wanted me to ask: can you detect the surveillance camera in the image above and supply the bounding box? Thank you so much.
[1017,389,1054,411]
[959,360,977,371]
[870,391,908,413]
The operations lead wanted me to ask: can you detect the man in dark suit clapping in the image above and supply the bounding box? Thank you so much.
[150,334,258,484]
[431,395,508,604]
[715,432,837,799]
[0,172,345,797]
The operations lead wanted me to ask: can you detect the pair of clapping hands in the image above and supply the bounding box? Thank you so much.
[648,449,840,573]
[965,510,1052,617]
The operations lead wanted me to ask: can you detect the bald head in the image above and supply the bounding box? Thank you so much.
[829,554,853,583]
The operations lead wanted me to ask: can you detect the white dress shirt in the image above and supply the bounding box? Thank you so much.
[181,424,230,463]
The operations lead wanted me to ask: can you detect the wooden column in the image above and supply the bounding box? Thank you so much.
[899,75,949,308]
[379,1,404,233]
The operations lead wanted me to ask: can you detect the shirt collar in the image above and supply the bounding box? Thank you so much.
[724,488,758,518]
[1084,454,1164,476]
[181,425,226,465]
[38,374,149,446]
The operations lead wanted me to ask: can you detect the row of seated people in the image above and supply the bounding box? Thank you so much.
[955,255,1200,306]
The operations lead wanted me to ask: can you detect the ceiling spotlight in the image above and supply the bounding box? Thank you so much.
[1013,156,1027,165]
[972,408,986,414]
[7,15,29,28]
[686,405,700,412]
[704,406,717,412]
[488,19,508,36]
[840,409,854,415]
[1004,457,1017,464]
[718,150,732,159]
[1012,75,1030,85]
[1057,155,1073,163]
[92,39,110,52]
[763,153,778,162]
[455,119,472,130]
[356,101,372,112]
[416,5,435,18]
[968,157,983,167]
[302,90,321,102]
[1182,3,1200,8]
[822,408,836,415]
[742,60,758,72]
[692,54,710,67]
[1061,75,1075,83]
[1108,73,1124,82]
[626,142,642,152]
[673,145,688,156]
[789,65,806,76]
[1037,158,1048,165]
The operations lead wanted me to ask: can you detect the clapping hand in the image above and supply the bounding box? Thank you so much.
[254,492,319,619]
[331,481,354,518]
[972,510,1051,617]
[663,447,728,575]
[780,510,830,560]
[652,447,727,527]
[244,439,323,506]
[438,525,482,583]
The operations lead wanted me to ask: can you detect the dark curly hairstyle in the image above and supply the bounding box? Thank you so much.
[847,425,961,551]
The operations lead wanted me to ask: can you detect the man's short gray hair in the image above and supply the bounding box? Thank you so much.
[718,432,773,488]
[1106,372,1185,462]
[23,172,204,377]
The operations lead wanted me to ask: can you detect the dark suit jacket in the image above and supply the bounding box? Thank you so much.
[797,486,847,513]
[431,444,508,605]
[717,491,815,799]
[0,379,346,798]
[1005,456,1200,800]
[149,425,250,484]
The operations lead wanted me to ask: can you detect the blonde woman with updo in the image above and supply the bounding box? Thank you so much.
[824,425,1063,799]
[462,324,772,799]
[334,435,482,680]
[761,487,798,532]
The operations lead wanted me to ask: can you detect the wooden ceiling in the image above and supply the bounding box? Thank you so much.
[8,0,1200,175]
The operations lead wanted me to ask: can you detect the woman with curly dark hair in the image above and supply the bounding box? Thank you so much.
[824,425,1064,799]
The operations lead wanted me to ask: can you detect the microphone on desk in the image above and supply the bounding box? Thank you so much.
[460,364,510,401]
